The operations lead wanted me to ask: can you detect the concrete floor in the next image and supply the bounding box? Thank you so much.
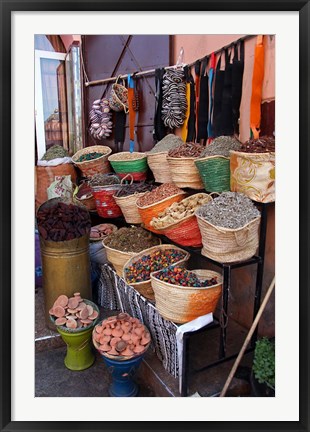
[35,286,254,398]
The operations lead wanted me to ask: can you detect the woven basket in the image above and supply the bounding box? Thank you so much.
[108,152,148,181]
[136,192,187,234]
[72,146,112,177]
[166,156,204,189]
[91,184,123,218]
[123,244,190,301]
[146,152,172,183]
[113,175,145,224]
[150,269,223,324]
[90,223,118,242]
[195,155,231,192]
[195,211,261,263]
[73,182,97,211]
[150,193,213,247]
[103,238,162,277]
[230,150,275,203]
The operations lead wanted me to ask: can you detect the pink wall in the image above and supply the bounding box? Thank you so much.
[60,35,81,51]
[173,34,275,142]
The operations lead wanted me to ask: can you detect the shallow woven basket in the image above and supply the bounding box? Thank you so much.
[103,238,162,277]
[73,183,97,211]
[72,145,112,177]
[123,244,190,301]
[89,223,118,242]
[92,320,150,361]
[108,152,148,181]
[166,156,204,189]
[150,193,213,247]
[113,192,146,224]
[195,155,231,192]
[195,211,261,263]
[146,152,172,183]
[150,269,223,324]
[136,192,187,234]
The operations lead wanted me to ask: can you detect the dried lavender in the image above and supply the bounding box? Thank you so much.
[196,192,260,229]
[199,136,242,158]
[148,134,185,154]
[88,173,120,187]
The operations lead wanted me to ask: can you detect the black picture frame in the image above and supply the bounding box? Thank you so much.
[1,1,309,431]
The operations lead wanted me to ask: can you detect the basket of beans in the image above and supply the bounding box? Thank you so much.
[108,152,148,181]
[92,312,151,360]
[103,226,161,277]
[89,173,123,218]
[230,136,275,203]
[113,175,156,224]
[166,142,205,189]
[136,183,187,234]
[150,267,223,324]
[195,192,261,263]
[150,193,213,247]
[195,136,242,193]
[123,244,190,301]
[72,145,112,177]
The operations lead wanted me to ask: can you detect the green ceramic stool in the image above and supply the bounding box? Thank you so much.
[58,326,95,371]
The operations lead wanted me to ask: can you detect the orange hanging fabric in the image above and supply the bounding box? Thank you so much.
[180,78,191,141]
[250,35,265,139]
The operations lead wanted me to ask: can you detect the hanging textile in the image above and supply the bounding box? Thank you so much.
[232,40,245,135]
[212,51,225,138]
[219,48,234,136]
[114,111,126,153]
[127,74,136,152]
[153,68,166,142]
[250,35,265,139]
[207,52,216,140]
[186,67,196,142]
[194,60,201,140]
[197,56,209,142]
[180,65,191,141]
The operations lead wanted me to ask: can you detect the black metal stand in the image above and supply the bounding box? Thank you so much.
[179,202,273,397]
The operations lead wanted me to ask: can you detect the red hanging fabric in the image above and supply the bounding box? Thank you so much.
[250,35,265,139]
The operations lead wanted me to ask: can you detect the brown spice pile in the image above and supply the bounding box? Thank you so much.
[104,226,160,252]
[168,142,205,158]
[239,136,275,153]
[136,183,184,207]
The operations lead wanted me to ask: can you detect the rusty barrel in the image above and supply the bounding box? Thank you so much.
[37,198,92,329]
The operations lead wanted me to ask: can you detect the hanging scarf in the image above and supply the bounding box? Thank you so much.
[232,40,245,135]
[207,52,216,140]
[186,67,196,142]
[153,68,166,142]
[197,56,209,142]
[127,74,136,153]
[219,48,234,136]
[180,65,191,141]
[212,51,225,138]
[194,60,201,140]
[250,35,265,139]
[114,111,126,153]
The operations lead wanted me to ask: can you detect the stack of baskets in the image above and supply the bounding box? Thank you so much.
[150,269,223,324]
[108,152,148,181]
[122,244,190,301]
[72,145,112,177]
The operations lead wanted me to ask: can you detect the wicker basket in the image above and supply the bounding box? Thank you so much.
[73,182,97,211]
[91,184,123,218]
[146,152,172,183]
[166,156,204,189]
[195,210,261,263]
[195,155,231,192]
[136,192,187,234]
[150,193,213,247]
[108,152,148,181]
[103,238,162,277]
[113,175,146,224]
[123,244,190,301]
[90,223,118,242]
[150,269,223,324]
[72,146,112,177]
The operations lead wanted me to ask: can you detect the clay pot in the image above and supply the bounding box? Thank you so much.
[112,328,123,338]
[117,312,130,321]
[115,340,127,352]
[68,297,79,309]
[103,327,113,336]
[107,346,119,356]
[95,325,103,334]
[54,305,65,318]
[134,326,144,337]
[120,346,134,357]
[55,294,69,308]
[99,342,111,352]
[131,334,140,345]
[140,332,151,346]
[100,335,111,344]
[122,333,131,342]
[55,317,67,326]
[133,344,145,354]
